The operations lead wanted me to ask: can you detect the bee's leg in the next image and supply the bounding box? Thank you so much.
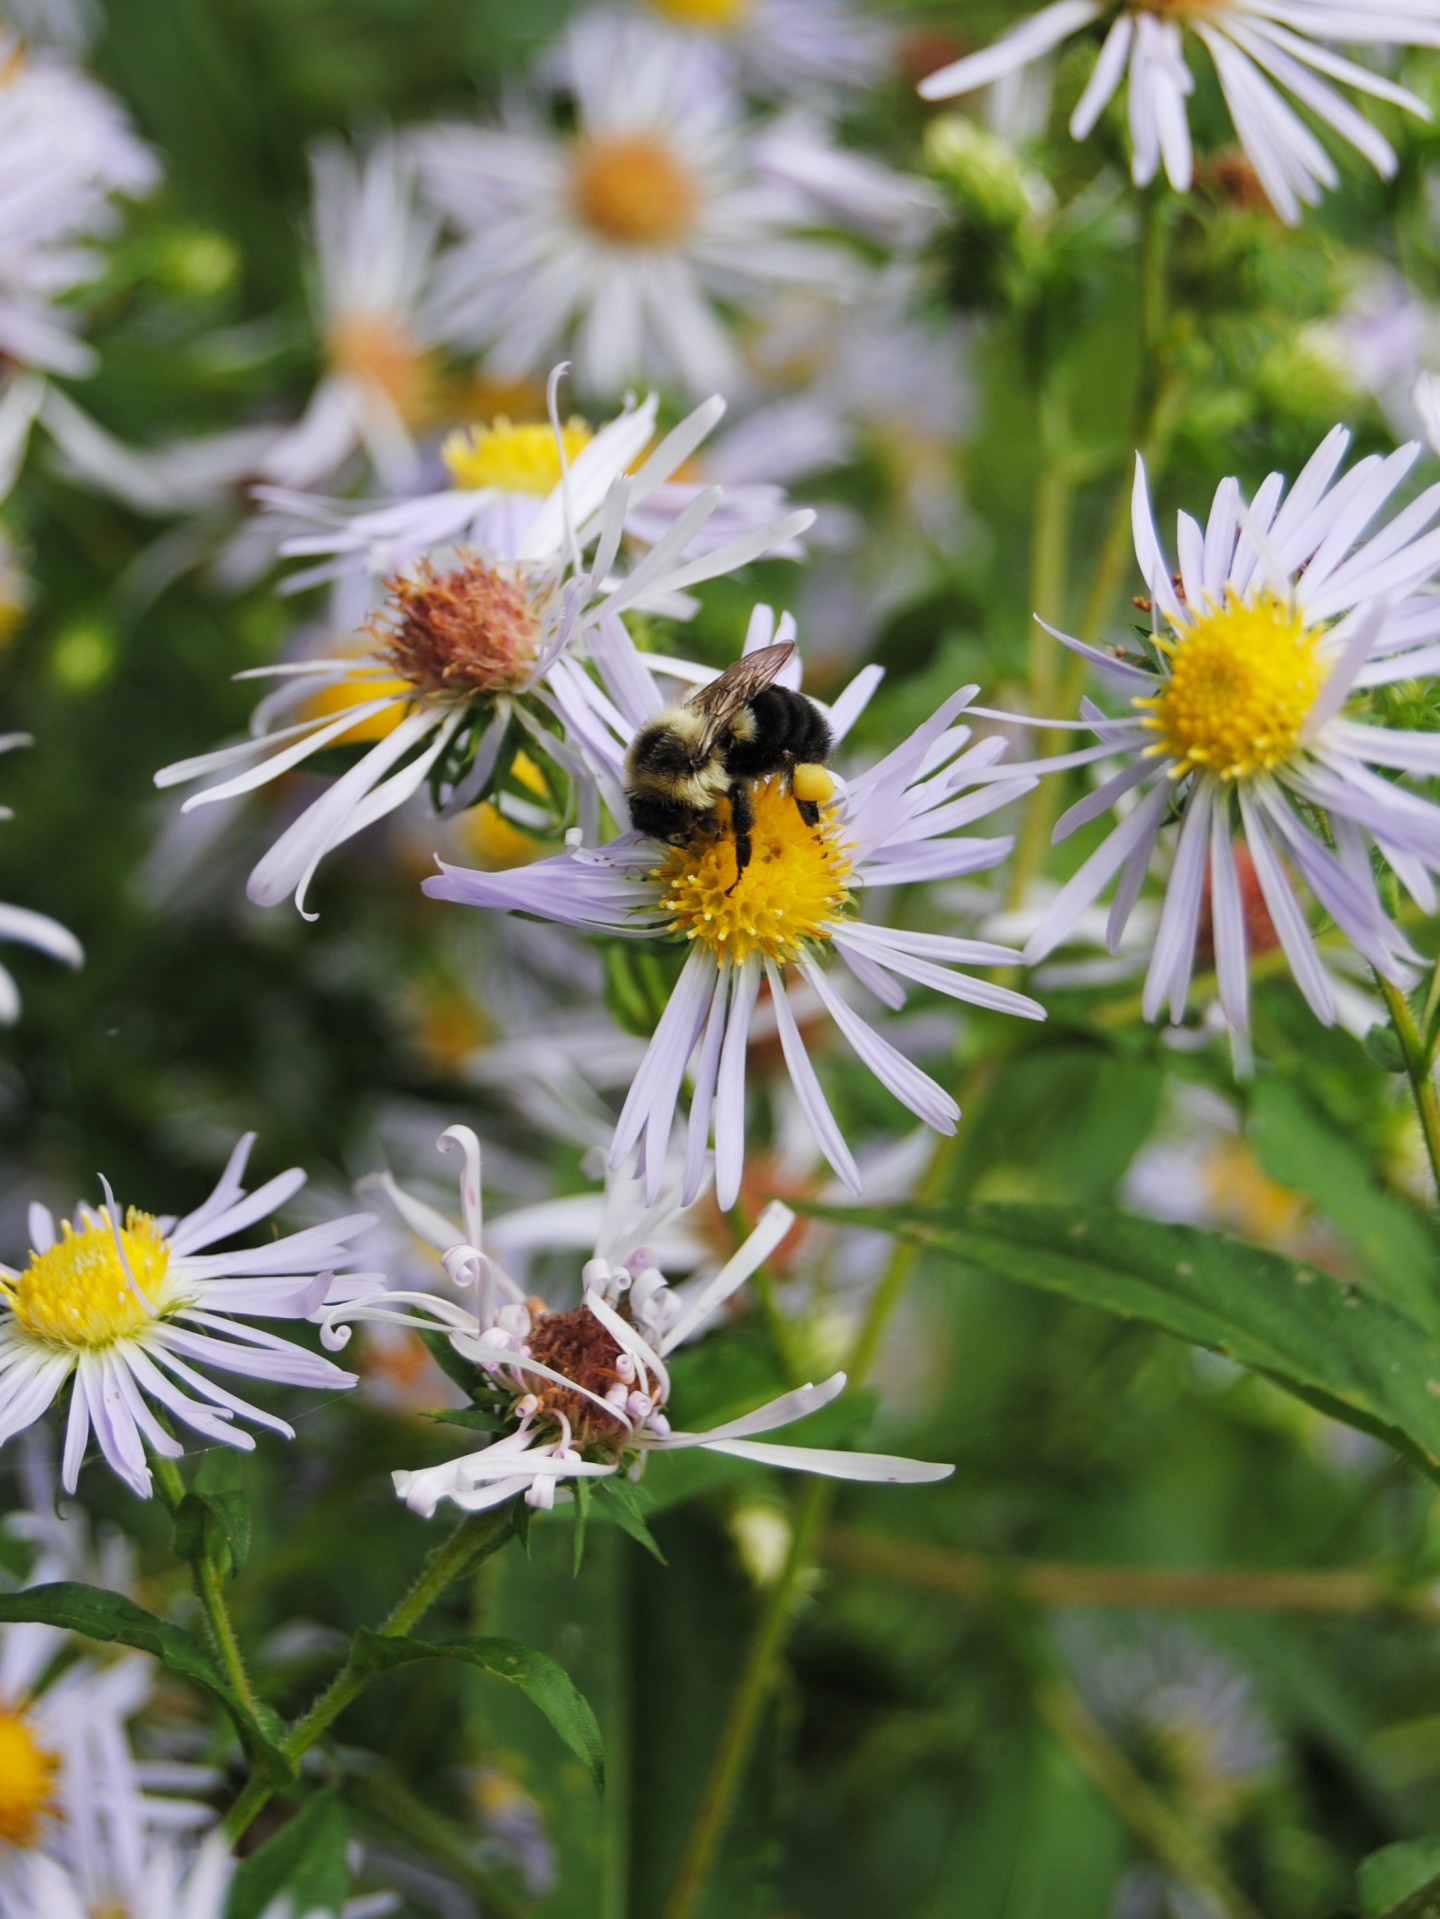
[725,781,754,894]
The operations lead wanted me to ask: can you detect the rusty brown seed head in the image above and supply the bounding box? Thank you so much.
[371,554,542,699]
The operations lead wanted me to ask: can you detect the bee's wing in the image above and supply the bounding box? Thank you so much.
[685,642,796,753]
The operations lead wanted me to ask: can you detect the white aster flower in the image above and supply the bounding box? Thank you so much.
[0,732,81,1022]
[423,608,1043,1207]
[155,439,811,916]
[318,1126,953,1518]
[411,14,870,399]
[0,29,158,375]
[1008,429,1440,1032]
[0,1132,374,1498]
[258,135,458,492]
[580,0,893,98]
[256,388,800,594]
[917,0,1439,224]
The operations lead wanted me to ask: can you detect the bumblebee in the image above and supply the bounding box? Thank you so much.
[624,641,834,887]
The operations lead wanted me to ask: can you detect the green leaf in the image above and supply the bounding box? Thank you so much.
[426,1404,510,1435]
[0,1583,293,1785]
[174,1450,251,1582]
[352,1628,605,1792]
[226,1787,349,1919]
[418,1326,481,1395]
[1360,1837,1440,1917]
[815,1201,1440,1473]
[593,1476,666,1564]
[1364,1026,1407,1074]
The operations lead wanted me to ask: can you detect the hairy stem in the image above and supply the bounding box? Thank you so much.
[224,1505,513,1842]
[152,1453,263,1725]
[662,1073,996,1919]
[1377,972,1440,1200]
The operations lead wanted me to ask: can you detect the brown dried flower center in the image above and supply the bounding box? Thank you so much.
[372,555,542,699]
[525,1306,632,1450]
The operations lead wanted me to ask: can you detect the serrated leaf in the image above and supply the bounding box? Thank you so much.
[0,1583,293,1785]
[810,1201,1440,1472]
[226,1787,349,1919]
[351,1628,604,1792]
[593,1476,666,1563]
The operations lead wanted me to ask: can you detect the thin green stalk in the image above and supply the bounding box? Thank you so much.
[224,1505,513,1843]
[1377,972,1440,1199]
[152,1454,262,1724]
[661,1070,997,1919]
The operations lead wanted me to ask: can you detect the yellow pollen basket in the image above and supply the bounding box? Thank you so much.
[645,0,755,24]
[5,1209,171,1350]
[656,775,852,967]
[442,417,593,496]
[0,1706,58,1848]
[1136,590,1325,781]
[571,136,700,248]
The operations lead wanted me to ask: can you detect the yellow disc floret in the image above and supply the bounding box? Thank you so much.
[0,1706,58,1848]
[300,658,412,742]
[645,0,754,24]
[656,776,852,966]
[1136,590,1325,781]
[442,417,593,496]
[4,1210,172,1349]
[571,137,700,247]
[327,315,438,427]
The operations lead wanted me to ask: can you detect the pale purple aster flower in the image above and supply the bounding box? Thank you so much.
[918,0,1440,225]
[998,428,1440,1033]
[254,388,802,595]
[411,14,876,400]
[423,607,1043,1206]
[0,1133,375,1499]
[154,430,813,916]
[318,1126,953,1518]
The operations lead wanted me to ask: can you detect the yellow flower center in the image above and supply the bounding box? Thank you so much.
[3,1210,171,1350]
[1136,591,1325,781]
[327,315,438,427]
[441,417,593,496]
[0,1706,57,1848]
[656,776,853,966]
[571,137,700,248]
[645,0,754,24]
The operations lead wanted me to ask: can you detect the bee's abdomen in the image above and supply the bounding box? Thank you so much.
[723,687,832,779]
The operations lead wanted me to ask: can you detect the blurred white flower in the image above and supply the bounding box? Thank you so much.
[583,0,893,98]
[258,136,461,492]
[919,0,1438,224]
[0,28,158,375]
[411,14,887,398]
[0,1133,374,1498]
[0,733,82,1023]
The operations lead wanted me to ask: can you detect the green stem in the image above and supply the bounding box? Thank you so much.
[1007,429,1076,911]
[661,1071,997,1919]
[152,1454,263,1725]
[1377,972,1440,1200]
[223,1505,513,1843]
